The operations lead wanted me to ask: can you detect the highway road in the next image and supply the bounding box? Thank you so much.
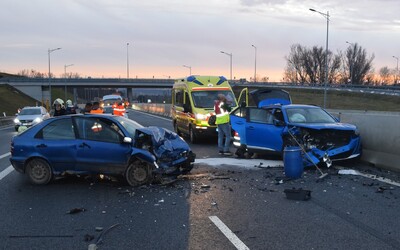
[0,110,399,250]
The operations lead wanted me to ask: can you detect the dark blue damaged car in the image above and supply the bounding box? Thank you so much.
[10,114,195,186]
[230,88,362,167]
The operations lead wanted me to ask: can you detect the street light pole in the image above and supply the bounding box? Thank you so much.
[252,45,257,83]
[346,41,354,85]
[220,51,233,80]
[183,65,192,76]
[48,47,62,106]
[310,8,329,108]
[393,56,399,84]
[64,64,74,100]
[127,42,130,79]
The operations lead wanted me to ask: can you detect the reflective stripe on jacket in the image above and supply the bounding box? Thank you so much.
[113,105,126,116]
[214,100,230,125]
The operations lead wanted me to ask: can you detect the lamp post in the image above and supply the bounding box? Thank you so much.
[127,42,130,79]
[220,51,233,80]
[48,47,62,105]
[346,41,354,85]
[251,45,257,83]
[64,64,74,100]
[393,56,399,84]
[310,8,329,108]
[183,65,192,76]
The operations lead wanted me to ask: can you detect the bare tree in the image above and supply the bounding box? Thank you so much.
[18,69,45,78]
[344,43,374,85]
[284,44,341,84]
[379,66,391,85]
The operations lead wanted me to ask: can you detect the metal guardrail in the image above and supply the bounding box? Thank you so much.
[0,117,15,127]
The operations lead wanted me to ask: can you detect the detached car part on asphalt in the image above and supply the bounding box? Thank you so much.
[230,88,362,167]
[10,114,195,186]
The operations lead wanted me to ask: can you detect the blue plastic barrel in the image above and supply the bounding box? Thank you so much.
[283,146,304,179]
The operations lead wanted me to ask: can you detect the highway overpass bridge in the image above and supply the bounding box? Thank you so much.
[1,77,399,104]
[0,78,175,104]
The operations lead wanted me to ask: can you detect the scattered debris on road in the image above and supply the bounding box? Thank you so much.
[66,207,86,214]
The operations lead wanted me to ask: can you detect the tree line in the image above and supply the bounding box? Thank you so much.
[283,43,398,85]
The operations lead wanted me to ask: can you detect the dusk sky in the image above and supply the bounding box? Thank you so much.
[1,0,399,81]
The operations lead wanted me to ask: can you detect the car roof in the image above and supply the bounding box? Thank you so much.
[22,106,43,109]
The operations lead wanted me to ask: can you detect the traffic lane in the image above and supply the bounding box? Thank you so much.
[0,126,15,155]
[0,126,15,175]
[0,175,192,249]
[187,163,400,250]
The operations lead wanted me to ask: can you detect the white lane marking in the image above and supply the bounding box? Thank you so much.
[196,158,283,169]
[0,152,11,160]
[338,169,400,187]
[209,216,250,250]
[131,110,171,122]
[0,165,14,181]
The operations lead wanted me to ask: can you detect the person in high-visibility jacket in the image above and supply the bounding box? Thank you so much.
[113,102,126,116]
[214,94,232,156]
[90,102,104,114]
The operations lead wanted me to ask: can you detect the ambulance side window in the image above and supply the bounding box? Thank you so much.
[184,92,192,113]
[175,90,183,107]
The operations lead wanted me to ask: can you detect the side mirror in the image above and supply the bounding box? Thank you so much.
[273,119,286,127]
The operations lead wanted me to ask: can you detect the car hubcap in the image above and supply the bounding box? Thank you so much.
[32,164,47,180]
[133,166,147,182]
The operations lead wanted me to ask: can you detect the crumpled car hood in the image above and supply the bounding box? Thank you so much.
[135,126,193,165]
[289,122,357,131]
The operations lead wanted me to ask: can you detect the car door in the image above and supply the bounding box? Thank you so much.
[34,117,77,172]
[230,107,248,145]
[73,116,132,174]
[245,107,284,152]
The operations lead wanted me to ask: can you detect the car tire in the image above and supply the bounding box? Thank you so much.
[189,126,197,144]
[26,158,53,185]
[125,160,153,187]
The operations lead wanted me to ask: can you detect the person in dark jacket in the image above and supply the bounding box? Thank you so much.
[82,102,93,114]
[52,98,67,117]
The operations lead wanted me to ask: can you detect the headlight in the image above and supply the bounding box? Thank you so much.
[14,118,20,124]
[354,128,360,136]
[34,117,42,123]
[195,113,207,120]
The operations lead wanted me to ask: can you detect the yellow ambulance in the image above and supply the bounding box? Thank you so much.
[171,75,237,143]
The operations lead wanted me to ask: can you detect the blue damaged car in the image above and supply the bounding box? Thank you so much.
[230,88,362,167]
[10,114,195,186]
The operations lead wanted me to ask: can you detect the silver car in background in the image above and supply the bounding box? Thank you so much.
[14,106,50,131]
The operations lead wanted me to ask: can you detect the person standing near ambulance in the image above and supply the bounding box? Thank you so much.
[214,94,232,156]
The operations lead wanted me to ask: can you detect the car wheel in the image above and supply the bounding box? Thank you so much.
[125,160,153,187]
[26,158,53,185]
[189,126,197,144]
[235,147,246,158]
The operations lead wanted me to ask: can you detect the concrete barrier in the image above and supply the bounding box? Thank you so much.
[133,103,400,172]
[329,110,400,172]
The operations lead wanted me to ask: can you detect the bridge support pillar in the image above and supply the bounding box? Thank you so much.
[127,87,133,102]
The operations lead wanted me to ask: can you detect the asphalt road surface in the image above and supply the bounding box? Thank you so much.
[0,111,399,250]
